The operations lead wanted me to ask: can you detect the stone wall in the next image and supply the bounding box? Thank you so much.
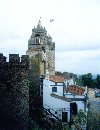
[0,53,29,130]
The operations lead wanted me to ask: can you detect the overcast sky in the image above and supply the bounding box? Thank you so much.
[0,0,100,74]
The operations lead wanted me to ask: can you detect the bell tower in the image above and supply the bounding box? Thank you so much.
[26,20,55,75]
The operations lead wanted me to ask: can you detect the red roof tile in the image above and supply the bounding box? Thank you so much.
[66,85,85,95]
[49,75,65,83]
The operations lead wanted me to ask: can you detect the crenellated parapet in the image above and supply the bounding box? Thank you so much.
[0,53,29,70]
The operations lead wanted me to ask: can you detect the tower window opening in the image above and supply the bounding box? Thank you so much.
[35,37,40,44]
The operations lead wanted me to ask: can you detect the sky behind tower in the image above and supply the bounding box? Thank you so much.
[0,0,100,74]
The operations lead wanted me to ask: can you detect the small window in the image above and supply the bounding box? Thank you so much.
[55,111,57,114]
[52,87,57,92]
[35,37,40,44]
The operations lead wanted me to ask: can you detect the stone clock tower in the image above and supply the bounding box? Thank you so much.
[26,20,55,75]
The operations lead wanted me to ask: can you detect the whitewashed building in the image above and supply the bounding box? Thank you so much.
[43,73,88,123]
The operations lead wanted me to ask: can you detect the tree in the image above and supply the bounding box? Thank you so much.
[96,74,100,89]
[72,109,87,130]
[81,73,95,88]
[0,63,29,130]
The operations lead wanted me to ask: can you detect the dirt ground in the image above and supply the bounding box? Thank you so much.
[88,88,100,100]
[88,88,95,98]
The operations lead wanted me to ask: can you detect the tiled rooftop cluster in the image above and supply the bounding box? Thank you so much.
[66,85,85,95]
[49,75,85,95]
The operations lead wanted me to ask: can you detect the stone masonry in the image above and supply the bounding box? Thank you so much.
[26,20,55,75]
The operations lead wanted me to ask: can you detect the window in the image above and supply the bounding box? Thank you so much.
[35,37,40,44]
[52,87,57,92]
[62,112,68,122]
[55,111,57,114]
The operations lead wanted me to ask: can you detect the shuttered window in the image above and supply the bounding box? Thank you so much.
[52,87,57,92]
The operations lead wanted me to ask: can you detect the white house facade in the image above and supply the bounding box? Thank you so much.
[43,74,88,123]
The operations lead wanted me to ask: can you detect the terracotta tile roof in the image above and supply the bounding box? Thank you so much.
[65,85,85,95]
[49,75,65,83]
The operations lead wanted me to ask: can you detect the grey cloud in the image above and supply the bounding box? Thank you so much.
[0,32,23,42]
[56,42,100,52]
